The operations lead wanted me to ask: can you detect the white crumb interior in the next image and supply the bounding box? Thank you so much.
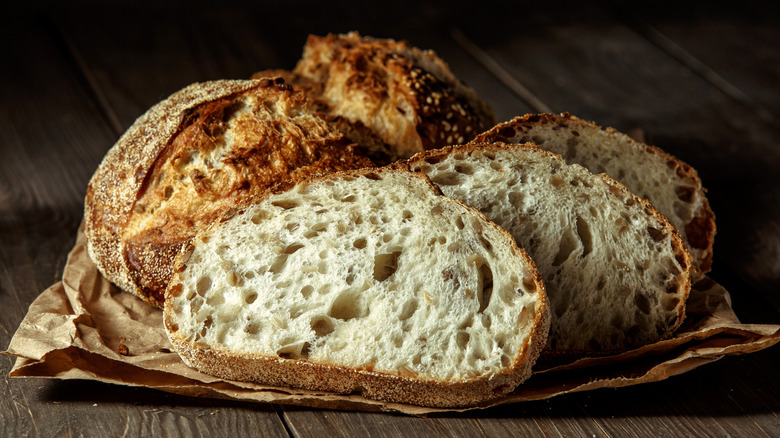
[413,148,687,352]
[167,172,542,380]
[506,125,706,267]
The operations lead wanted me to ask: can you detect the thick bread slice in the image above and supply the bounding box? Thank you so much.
[84,77,373,308]
[475,113,715,278]
[262,32,496,163]
[404,143,692,357]
[163,168,549,408]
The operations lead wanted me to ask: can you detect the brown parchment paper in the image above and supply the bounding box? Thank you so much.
[5,224,780,416]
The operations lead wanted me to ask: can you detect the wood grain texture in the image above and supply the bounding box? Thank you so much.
[2,2,779,436]
[451,3,780,315]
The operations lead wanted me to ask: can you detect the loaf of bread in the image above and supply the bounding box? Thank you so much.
[163,167,549,407]
[475,113,715,277]
[404,142,692,357]
[84,77,374,307]
[253,32,496,164]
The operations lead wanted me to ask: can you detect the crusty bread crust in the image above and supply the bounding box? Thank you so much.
[163,167,550,408]
[263,32,496,163]
[403,142,692,358]
[475,113,716,277]
[85,78,373,308]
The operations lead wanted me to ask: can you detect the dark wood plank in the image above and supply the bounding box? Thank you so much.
[621,3,780,125]
[54,3,532,130]
[280,344,780,438]
[0,11,290,437]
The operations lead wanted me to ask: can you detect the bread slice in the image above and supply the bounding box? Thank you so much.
[404,143,692,357]
[257,32,496,164]
[84,77,374,307]
[475,113,715,278]
[163,168,549,407]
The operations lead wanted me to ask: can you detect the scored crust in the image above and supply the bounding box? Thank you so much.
[253,32,496,164]
[475,113,716,278]
[163,167,550,408]
[84,77,374,307]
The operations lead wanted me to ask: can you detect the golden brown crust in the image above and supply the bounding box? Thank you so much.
[85,78,374,307]
[163,166,550,408]
[475,113,716,277]
[255,32,496,164]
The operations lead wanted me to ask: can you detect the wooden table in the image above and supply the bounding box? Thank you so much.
[3,2,779,436]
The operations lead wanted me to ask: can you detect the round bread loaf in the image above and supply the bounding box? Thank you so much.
[84,77,374,307]
[254,32,496,164]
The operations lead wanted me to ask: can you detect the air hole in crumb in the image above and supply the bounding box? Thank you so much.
[271,199,299,210]
[244,291,258,304]
[553,229,578,266]
[353,238,367,249]
[398,298,418,321]
[196,276,212,296]
[373,250,401,281]
[163,186,174,200]
[304,223,328,239]
[455,216,465,229]
[341,194,357,203]
[647,227,666,242]
[456,331,470,349]
[634,293,652,315]
[402,210,413,220]
[576,216,593,257]
[300,285,314,298]
[277,342,306,359]
[269,254,290,274]
[508,191,525,206]
[676,186,695,203]
[521,275,536,293]
[550,175,565,187]
[285,222,299,232]
[329,290,366,321]
[476,260,494,313]
[431,172,462,186]
[311,315,335,337]
[454,163,474,175]
[663,297,680,312]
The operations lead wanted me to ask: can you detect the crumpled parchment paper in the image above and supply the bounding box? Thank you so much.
[5,224,780,415]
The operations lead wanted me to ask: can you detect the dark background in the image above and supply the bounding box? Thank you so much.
[2,2,779,436]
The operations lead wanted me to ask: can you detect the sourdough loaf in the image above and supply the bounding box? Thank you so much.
[252,32,496,164]
[84,77,374,307]
[475,113,715,277]
[163,167,549,407]
[404,143,692,357]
